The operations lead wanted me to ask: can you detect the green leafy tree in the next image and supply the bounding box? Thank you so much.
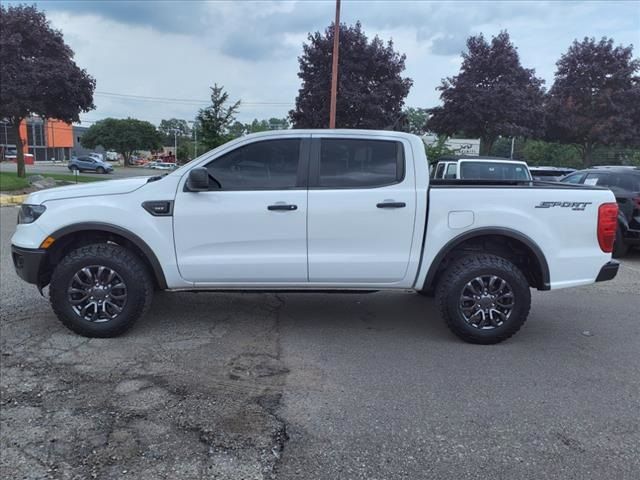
[227,117,290,139]
[402,107,429,135]
[520,140,582,167]
[0,4,95,177]
[488,137,517,158]
[247,119,271,133]
[290,22,413,129]
[545,37,640,166]
[424,136,455,163]
[228,121,247,138]
[427,31,545,155]
[81,118,162,165]
[196,84,241,150]
[176,140,191,164]
[267,117,290,130]
[158,118,191,144]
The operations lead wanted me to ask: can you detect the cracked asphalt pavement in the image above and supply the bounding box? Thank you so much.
[1,207,639,479]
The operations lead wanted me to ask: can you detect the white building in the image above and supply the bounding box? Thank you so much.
[422,134,481,156]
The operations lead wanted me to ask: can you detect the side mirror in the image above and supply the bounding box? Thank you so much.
[185,167,210,192]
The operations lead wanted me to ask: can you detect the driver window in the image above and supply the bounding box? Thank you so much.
[205,139,301,190]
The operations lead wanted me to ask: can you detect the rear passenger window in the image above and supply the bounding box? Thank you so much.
[444,163,457,179]
[563,173,585,184]
[318,139,404,188]
[610,174,640,192]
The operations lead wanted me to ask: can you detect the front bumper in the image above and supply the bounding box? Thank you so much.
[11,245,46,285]
[595,261,619,282]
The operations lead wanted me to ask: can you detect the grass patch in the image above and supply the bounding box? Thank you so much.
[0,171,104,191]
[0,172,29,191]
[43,173,105,183]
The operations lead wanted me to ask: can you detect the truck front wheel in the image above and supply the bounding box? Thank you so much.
[50,243,153,337]
[436,254,531,344]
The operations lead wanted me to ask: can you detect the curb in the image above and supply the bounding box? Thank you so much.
[0,194,27,206]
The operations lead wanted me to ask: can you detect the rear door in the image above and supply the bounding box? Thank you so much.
[307,135,417,284]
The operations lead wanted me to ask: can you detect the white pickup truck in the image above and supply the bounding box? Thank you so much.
[11,130,620,344]
[431,157,532,181]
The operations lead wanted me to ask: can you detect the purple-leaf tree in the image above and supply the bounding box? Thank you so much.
[0,4,95,177]
[545,37,640,166]
[427,31,545,155]
[290,22,413,130]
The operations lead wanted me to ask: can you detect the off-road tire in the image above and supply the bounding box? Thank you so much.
[50,243,153,337]
[436,254,531,344]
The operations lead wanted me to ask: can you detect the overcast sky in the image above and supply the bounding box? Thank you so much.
[27,0,640,126]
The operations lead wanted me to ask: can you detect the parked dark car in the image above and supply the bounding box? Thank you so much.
[561,166,640,257]
[68,156,114,174]
[529,166,576,181]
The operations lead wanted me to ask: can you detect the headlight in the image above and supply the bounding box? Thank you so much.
[17,204,46,224]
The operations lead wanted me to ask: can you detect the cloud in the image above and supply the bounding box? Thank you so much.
[36,0,211,34]
[21,0,639,125]
[430,34,466,56]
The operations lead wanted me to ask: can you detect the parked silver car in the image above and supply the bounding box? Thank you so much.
[68,156,114,174]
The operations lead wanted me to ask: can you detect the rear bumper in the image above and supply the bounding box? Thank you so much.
[595,261,619,282]
[11,245,46,285]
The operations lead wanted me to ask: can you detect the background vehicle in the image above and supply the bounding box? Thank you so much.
[150,162,177,170]
[68,155,113,174]
[561,166,640,257]
[431,156,532,180]
[88,153,104,162]
[3,147,35,164]
[12,130,618,344]
[529,166,576,181]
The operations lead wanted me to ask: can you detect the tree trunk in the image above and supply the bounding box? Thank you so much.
[583,143,593,167]
[12,119,26,178]
[480,136,496,156]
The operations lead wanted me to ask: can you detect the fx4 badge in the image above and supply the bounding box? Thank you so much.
[535,201,592,211]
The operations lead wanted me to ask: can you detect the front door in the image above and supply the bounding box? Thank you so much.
[307,136,417,284]
[174,136,309,284]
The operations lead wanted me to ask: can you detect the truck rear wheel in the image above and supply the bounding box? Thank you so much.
[50,243,153,337]
[436,254,531,344]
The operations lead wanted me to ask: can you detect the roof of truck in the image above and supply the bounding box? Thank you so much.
[240,129,421,140]
[436,156,528,163]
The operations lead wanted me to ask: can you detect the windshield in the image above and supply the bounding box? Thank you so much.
[459,161,531,180]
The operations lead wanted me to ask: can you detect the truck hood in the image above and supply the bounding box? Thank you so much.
[27,176,152,204]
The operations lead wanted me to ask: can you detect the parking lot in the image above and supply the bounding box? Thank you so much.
[1,208,639,479]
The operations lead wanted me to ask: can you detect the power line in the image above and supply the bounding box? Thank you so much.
[95,90,294,106]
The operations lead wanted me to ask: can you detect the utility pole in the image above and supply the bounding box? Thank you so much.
[510,137,515,159]
[188,120,198,158]
[193,125,198,157]
[329,0,341,128]
[173,129,178,162]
